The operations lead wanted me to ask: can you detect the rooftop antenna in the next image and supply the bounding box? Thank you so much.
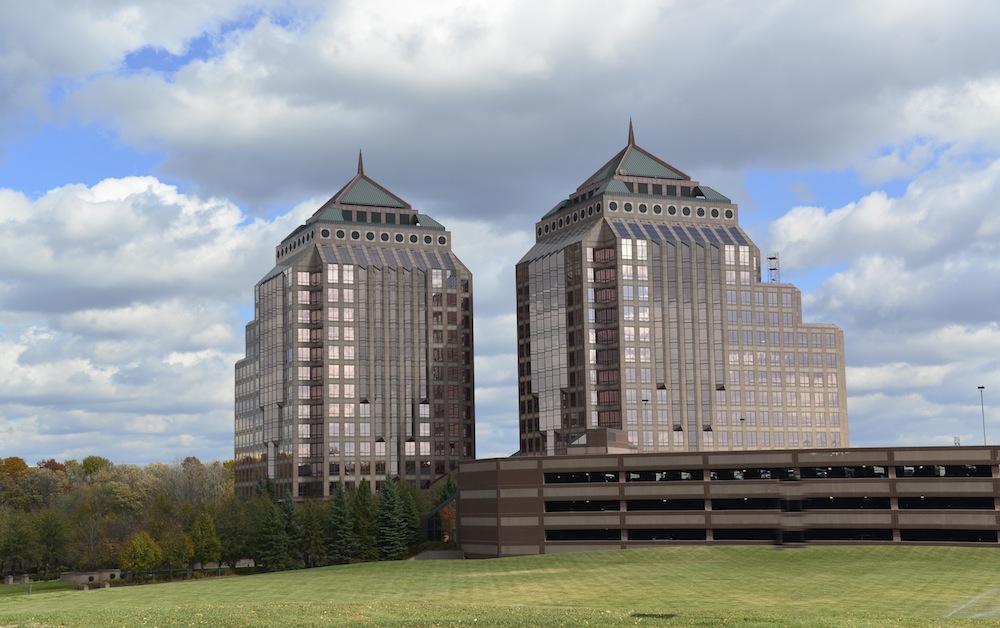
[767,252,781,283]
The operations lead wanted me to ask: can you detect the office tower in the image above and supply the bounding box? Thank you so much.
[515,125,848,455]
[235,154,475,499]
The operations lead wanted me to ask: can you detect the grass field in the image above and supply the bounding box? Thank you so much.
[2,546,1000,626]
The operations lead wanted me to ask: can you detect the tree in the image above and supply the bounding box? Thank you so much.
[254,475,275,499]
[399,482,424,551]
[352,479,378,562]
[280,498,303,569]
[435,473,459,545]
[158,522,194,579]
[120,531,162,583]
[0,508,37,575]
[81,456,113,478]
[326,483,356,565]
[254,500,290,572]
[376,478,407,561]
[189,511,222,574]
[33,508,69,577]
[298,500,328,568]
[215,496,251,570]
[437,473,458,505]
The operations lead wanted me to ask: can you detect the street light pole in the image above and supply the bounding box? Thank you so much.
[979,386,986,446]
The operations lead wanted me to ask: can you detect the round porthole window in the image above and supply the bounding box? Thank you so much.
[544,225,549,234]
[596,202,602,212]
[410,234,418,243]
[424,235,432,244]
[624,203,633,212]
[336,229,346,238]
[366,232,375,241]
[351,231,361,239]
[639,204,647,213]
[395,233,404,242]
[682,207,691,216]
[609,201,618,211]
[558,218,564,228]
[380,233,389,241]
[711,208,719,218]
[588,206,594,216]
[725,209,734,219]
[573,212,578,222]
[320,228,331,238]
[438,236,447,245]
[697,207,705,217]
[668,206,677,215]
[653,205,662,214]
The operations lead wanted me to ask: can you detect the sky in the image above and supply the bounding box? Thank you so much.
[2,0,1000,465]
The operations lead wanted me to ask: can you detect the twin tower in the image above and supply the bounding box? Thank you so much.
[235,127,849,499]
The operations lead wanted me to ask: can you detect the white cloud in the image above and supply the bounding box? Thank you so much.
[0,176,306,463]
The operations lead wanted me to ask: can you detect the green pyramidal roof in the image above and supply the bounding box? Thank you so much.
[338,176,407,208]
[580,121,689,190]
[310,151,412,220]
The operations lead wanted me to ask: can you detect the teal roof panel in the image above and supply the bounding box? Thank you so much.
[339,176,406,208]
[694,186,731,203]
[620,147,685,179]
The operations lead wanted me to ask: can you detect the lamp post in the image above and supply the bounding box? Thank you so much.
[979,386,987,446]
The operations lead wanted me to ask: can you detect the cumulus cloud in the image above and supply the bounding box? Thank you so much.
[769,157,1000,447]
[0,177,308,463]
[42,0,999,217]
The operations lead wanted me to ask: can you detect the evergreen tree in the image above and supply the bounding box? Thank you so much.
[299,500,328,568]
[437,473,458,505]
[326,482,356,564]
[215,496,251,570]
[352,479,378,561]
[377,477,407,560]
[280,497,304,569]
[254,475,275,499]
[255,500,290,572]
[399,482,424,551]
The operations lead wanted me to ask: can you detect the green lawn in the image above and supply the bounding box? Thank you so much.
[2,546,1000,626]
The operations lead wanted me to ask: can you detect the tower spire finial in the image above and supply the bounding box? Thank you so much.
[357,150,365,175]
[628,118,635,146]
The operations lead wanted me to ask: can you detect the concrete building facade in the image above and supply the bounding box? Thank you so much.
[516,125,848,455]
[235,155,475,499]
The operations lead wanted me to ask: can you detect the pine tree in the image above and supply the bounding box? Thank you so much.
[327,482,356,564]
[298,500,328,568]
[377,477,407,560]
[255,500,290,572]
[280,497,304,569]
[399,482,424,551]
[352,479,378,562]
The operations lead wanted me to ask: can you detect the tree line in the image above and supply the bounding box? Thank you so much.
[0,455,457,581]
